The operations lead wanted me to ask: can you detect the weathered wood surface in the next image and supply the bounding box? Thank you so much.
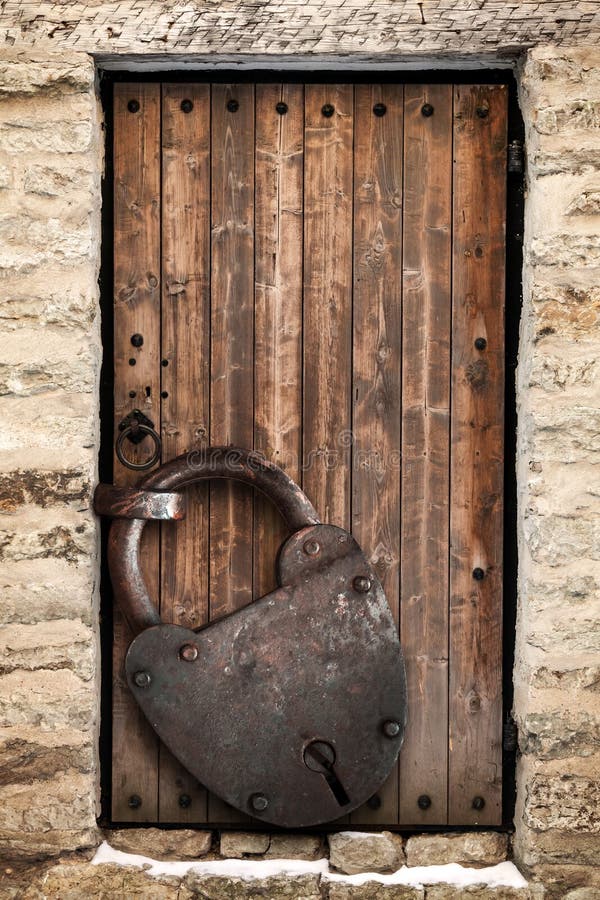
[254,83,304,599]
[449,84,507,826]
[399,83,452,826]
[159,83,211,823]
[111,81,507,826]
[350,83,403,825]
[112,82,161,822]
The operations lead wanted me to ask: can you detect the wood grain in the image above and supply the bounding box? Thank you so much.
[399,84,453,826]
[209,83,255,822]
[254,84,304,598]
[449,84,507,826]
[159,83,211,823]
[350,84,403,824]
[112,82,161,822]
[303,84,354,528]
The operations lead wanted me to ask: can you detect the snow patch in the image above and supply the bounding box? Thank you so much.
[92,841,528,888]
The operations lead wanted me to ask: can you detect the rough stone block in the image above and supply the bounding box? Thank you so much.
[328,884,423,900]
[0,773,98,856]
[0,619,94,678]
[0,120,95,155]
[405,832,508,868]
[219,831,271,858]
[534,101,600,135]
[0,469,90,512]
[0,723,94,785]
[107,827,213,860]
[526,513,600,566]
[0,558,95,625]
[0,668,94,729]
[186,872,322,899]
[529,234,600,267]
[424,888,530,900]
[524,775,600,833]
[328,831,404,875]
[266,834,323,860]
[0,54,95,97]
[519,710,600,760]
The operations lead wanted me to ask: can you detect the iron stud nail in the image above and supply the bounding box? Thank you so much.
[250,793,269,812]
[161,359,169,367]
[129,390,136,398]
[178,793,192,808]
[128,794,142,809]
[353,575,371,593]
[128,358,136,366]
[133,671,151,688]
[417,794,431,810]
[474,337,487,351]
[303,539,320,557]
[131,333,143,348]
[472,795,485,810]
[476,106,489,119]
[367,794,382,810]
[382,719,401,738]
[373,102,387,117]
[227,99,239,113]
[180,99,193,114]
[180,643,199,662]
[321,103,335,118]
[276,101,288,115]
[161,390,169,399]
[127,99,140,114]
[421,103,434,117]
[473,567,485,581]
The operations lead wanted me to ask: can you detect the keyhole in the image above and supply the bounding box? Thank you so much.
[303,740,350,807]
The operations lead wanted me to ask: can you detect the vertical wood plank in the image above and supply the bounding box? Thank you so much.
[112,82,161,822]
[449,84,507,825]
[159,83,211,823]
[399,84,453,826]
[303,84,354,529]
[350,84,403,824]
[209,83,255,822]
[254,84,304,599]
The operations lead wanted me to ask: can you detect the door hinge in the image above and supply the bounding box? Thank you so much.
[507,139,524,175]
[503,713,518,752]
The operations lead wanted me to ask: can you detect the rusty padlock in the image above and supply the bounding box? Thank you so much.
[95,447,406,827]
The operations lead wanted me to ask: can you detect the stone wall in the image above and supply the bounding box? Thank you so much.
[0,3,599,897]
[513,45,600,897]
[0,52,103,856]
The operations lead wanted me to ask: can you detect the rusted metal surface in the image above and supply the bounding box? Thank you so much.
[99,447,320,635]
[96,447,407,827]
[94,483,186,520]
[126,522,406,827]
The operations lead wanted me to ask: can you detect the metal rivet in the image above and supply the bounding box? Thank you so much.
[133,671,151,688]
[128,794,142,809]
[303,539,320,557]
[161,391,169,399]
[421,103,434,117]
[367,794,382,810]
[250,793,269,812]
[373,102,387,117]
[472,796,485,810]
[276,101,288,115]
[161,359,169,367]
[475,246,483,258]
[129,390,136,398]
[180,99,193,114]
[473,567,485,581]
[474,337,487,351]
[131,333,143,348]
[179,793,192,808]
[127,100,140,114]
[382,719,401,738]
[128,358,136,366]
[227,99,239,113]
[417,794,431,810]
[476,106,489,119]
[321,103,335,118]
[179,643,198,662]
[353,576,371,593]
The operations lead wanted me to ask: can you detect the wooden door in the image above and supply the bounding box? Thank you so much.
[110,80,507,827]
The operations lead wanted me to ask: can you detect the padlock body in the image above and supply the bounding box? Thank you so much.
[125,525,406,827]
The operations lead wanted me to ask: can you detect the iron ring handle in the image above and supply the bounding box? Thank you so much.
[115,423,162,471]
[107,447,320,635]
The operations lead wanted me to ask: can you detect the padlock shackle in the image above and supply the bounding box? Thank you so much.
[104,447,320,635]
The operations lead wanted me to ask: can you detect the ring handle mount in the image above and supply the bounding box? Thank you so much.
[115,409,162,471]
